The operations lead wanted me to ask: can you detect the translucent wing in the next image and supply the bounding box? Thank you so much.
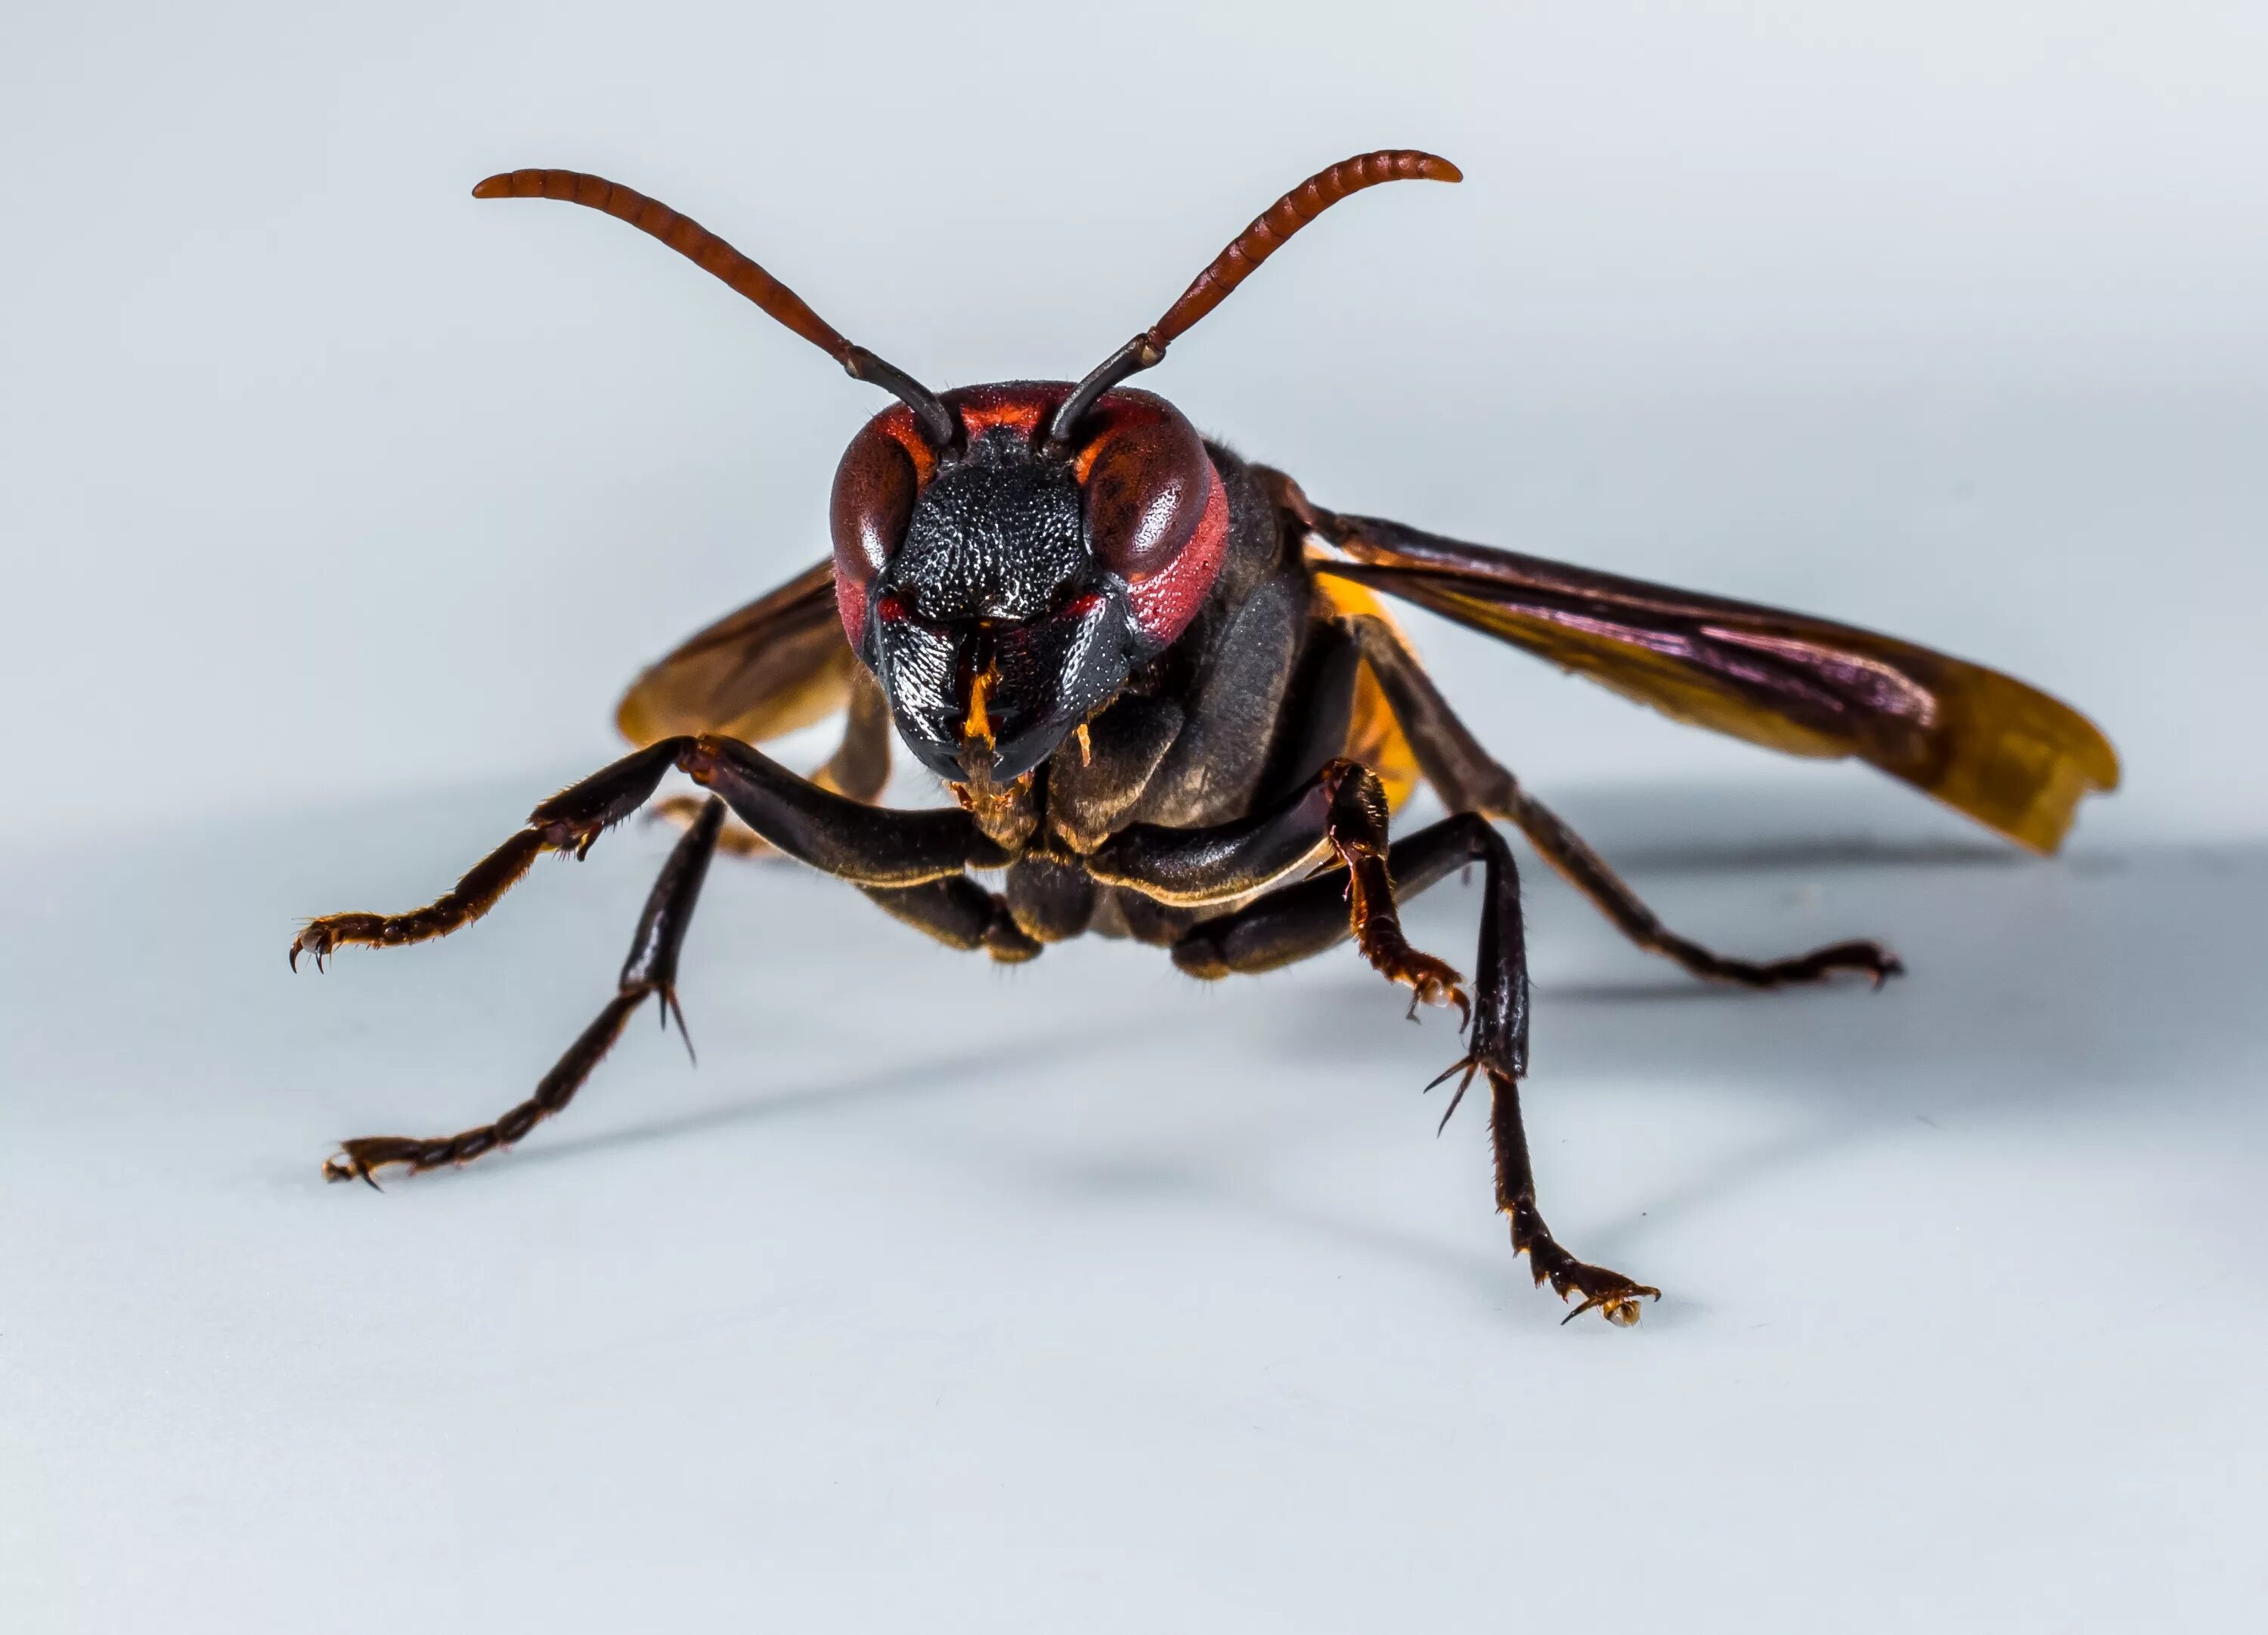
[615,559,858,748]
[1297,505,2118,853]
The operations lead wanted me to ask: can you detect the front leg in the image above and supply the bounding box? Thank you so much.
[290,739,689,968]
[649,662,896,859]
[324,794,727,1184]
[293,733,999,968]
[297,739,1008,1181]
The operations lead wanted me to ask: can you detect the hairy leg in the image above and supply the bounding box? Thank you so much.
[322,795,727,1184]
[1173,810,1659,1325]
[649,664,895,859]
[291,733,1001,968]
[295,736,1008,1181]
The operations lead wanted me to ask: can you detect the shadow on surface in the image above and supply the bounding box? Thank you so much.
[1488,777,2040,875]
[1603,836,2022,875]
[513,1033,1092,1172]
[1286,838,2260,1105]
[8,772,2257,1326]
[1241,828,2266,1278]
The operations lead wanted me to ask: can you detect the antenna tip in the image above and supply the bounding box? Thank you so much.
[1418,154,1464,184]
[470,174,513,200]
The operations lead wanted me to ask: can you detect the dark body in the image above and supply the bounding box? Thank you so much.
[952,438,1324,946]
[290,153,2119,1326]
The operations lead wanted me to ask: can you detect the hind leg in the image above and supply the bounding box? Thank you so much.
[1346,612,1901,989]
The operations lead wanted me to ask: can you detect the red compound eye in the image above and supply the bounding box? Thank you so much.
[1073,390,1227,646]
[831,385,1227,649]
[829,406,934,643]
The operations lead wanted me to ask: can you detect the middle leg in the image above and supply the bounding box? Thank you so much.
[861,876,1042,963]
[1086,757,1466,1017]
[1172,810,1659,1325]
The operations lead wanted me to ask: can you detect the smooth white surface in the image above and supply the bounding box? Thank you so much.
[5,2,2263,1627]
[3,779,2262,1631]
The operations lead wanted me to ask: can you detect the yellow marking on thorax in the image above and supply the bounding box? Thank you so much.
[1310,578,1422,814]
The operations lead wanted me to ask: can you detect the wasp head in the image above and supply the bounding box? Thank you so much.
[831,382,1227,786]
[476,154,1460,783]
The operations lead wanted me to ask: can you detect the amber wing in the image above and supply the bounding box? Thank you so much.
[1306,512,2119,853]
[615,559,856,748]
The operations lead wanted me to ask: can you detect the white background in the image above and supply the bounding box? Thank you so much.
[3,3,2263,1630]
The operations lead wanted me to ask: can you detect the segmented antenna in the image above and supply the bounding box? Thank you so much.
[1047,150,1462,448]
[1154,150,1463,345]
[472,169,956,448]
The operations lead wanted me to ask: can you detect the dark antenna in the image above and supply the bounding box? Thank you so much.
[472,169,958,450]
[1044,150,1463,451]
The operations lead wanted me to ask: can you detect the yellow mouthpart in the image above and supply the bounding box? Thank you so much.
[963,665,995,747]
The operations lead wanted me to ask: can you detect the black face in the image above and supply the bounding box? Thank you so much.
[861,426,1136,785]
